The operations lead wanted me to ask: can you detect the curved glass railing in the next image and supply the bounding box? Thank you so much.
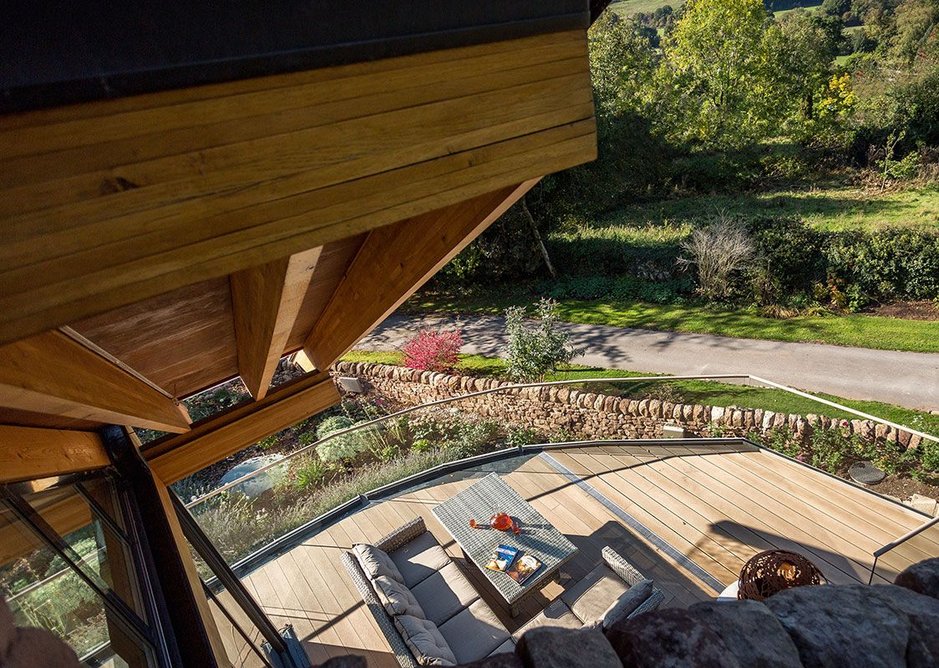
[177,372,938,571]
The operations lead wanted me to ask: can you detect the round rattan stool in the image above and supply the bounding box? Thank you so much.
[738,550,825,601]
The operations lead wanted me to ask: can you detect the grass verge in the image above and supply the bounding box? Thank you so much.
[341,350,939,437]
[404,290,939,353]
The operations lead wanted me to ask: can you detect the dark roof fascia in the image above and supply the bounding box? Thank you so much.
[1,2,590,114]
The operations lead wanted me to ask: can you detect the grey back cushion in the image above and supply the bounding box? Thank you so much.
[353,543,405,583]
[394,614,457,666]
[601,579,654,630]
[374,575,425,618]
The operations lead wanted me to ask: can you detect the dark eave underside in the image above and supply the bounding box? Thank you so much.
[0,0,589,113]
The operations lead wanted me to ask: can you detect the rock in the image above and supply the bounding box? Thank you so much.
[764,584,910,668]
[688,600,802,668]
[895,557,939,600]
[516,627,620,668]
[871,584,939,668]
[907,494,938,516]
[319,656,368,668]
[605,608,737,668]
[456,653,523,668]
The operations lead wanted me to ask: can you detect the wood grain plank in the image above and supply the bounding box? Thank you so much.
[230,248,321,399]
[304,180,538,368]
[0,425,109,483]
[0,330,190,432]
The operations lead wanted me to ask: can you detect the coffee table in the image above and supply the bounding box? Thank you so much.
[432,473,578,617]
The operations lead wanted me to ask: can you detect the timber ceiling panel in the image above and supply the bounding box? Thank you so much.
[72,277,238,399]
[286,235,366,351]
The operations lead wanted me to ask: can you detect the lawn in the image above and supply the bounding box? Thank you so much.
[609,0,684,16]
[341,350,939,437]
[405,290,939,353]
[592,183,939,232]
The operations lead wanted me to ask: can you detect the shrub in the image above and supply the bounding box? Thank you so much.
[402,329,463,372]
[746,217,826,302]
[315,416,365,463]
[824,228,939,307]
[291,454,330,490]
[505,298,581,381]
[679,217,756,301]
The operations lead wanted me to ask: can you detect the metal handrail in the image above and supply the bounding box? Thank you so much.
[869,515,939,584]
[183,371,937,510]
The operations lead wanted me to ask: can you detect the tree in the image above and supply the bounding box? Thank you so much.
[660,0,781,148]
[504,299,581,382]
[589,12,659,120]
[771,11,838,124]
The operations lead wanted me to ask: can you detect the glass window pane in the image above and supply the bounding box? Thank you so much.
[1,486,157,667]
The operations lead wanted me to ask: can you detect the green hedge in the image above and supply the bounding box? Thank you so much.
[542,217,939,309]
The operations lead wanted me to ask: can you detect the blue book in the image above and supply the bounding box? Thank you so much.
[485,544,519,571]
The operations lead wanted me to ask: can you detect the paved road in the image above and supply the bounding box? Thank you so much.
[360,314,939,412]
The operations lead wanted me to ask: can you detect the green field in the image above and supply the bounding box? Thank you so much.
[609,0,684,16]
[593,184,939,232]
[341,351,939,436]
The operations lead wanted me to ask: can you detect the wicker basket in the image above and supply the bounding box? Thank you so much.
[738,550,825,601]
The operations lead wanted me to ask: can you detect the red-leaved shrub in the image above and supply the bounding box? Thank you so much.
[402,329,463,372]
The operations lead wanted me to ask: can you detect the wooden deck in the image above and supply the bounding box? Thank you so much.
[223,442,936,667]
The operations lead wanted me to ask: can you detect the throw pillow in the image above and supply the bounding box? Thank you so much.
[374,575,425,618]
[394,614,457,666]
[601,579,654,630]
[353,544,404,583]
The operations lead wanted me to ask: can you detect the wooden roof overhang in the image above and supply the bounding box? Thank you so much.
[0,2,602,508]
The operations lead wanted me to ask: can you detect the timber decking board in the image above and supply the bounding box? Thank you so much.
[235,444,928,661]
[0,30,595,345]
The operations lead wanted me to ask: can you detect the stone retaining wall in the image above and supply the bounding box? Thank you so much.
[332,362,923,450]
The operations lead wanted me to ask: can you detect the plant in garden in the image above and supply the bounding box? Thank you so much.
[505,298,581,381]
[678,217,755,300]
[314,415,365,463]
[291,454,331,490]
[402,328,463,372]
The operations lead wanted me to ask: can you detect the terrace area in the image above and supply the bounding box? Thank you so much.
[224,440,936,667]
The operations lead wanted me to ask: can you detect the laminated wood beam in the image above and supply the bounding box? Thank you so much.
[0,330,191,433]
[230,248,321,400]
[0,425,109,483]
[0,29,595,345]
[147,372,339,483]
[303,180,538,370]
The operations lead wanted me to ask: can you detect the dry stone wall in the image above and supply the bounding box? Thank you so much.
[333,362,923,450]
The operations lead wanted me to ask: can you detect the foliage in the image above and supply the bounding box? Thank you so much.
[290,454,331,490]
[505,299,581,381]
[402,329,463,372]
[314,415,364,463]
[661,0,785,148]
[678,217,756,299]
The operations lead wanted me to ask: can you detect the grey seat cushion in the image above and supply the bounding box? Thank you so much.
[411,562,480,626]
[560,563,629,625]
[513,599,583,640]
[488,638,516,657]
[374,575,425,618]
[353,543,404,583]
[394,614,457,666]
[390,531,452,587]
[438,599,512,664]
[599,579,653,630]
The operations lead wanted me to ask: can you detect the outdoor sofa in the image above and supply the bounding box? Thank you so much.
[341,517,664,667]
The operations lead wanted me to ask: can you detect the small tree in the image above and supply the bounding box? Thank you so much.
[679,216,756,300]
[402,329,463,372]
[504,299,581,382]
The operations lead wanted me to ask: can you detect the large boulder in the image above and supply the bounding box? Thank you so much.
[605,608,739,668]
[870,584,939,668]
[516,627,621,668]
[895,557,939,600]
[763,584,910,667]
[688,599,802,668]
